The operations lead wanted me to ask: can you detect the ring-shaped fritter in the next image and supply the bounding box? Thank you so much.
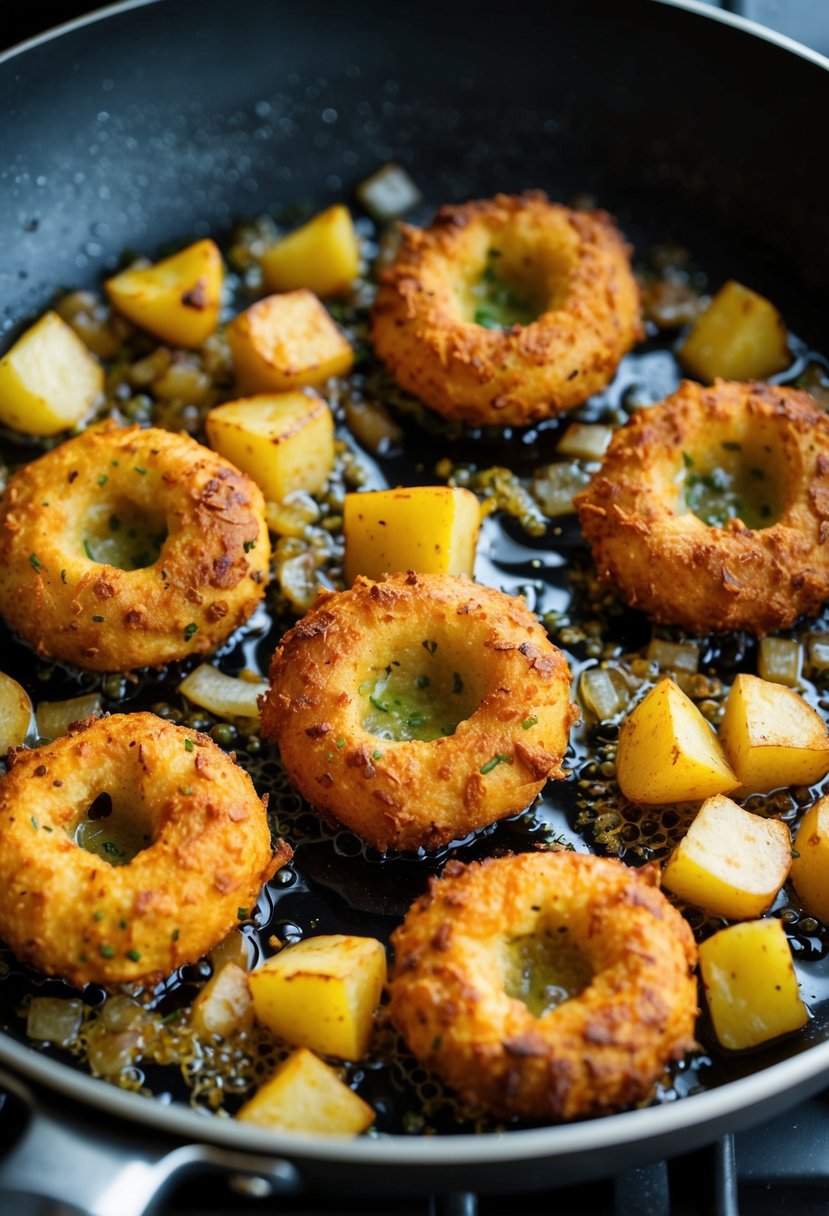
[371,192,643,428]
[0,712,289,988]
[0,424,270,670]
[576,380,829,635]
[388,851,698,1122]
[260,572,576,853]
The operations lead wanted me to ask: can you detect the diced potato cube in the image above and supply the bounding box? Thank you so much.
[791,796,829,922]
[719,673,829,795]
[105,239,222,347]
[343,486,480,585]
[616,678,737,804]
[678,280,789,382]
[236,1047,375,1136]
[556,423,613,461]
[0,311,103,436]
[646,639,699,674]
[191,962,253,1038]
[662,794,791,919]
[206,391,334,503]
[178,664,268,724]
[249,934,387,1060]
[699,919,808,1050]
[0,671,34,753]
[262,205,360,297]
[227,290,353,393]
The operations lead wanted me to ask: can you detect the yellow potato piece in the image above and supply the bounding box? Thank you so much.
[227,290,353,394]
[791,796,829,922]
[662,794,791,920]
[616,678,737,804]
[249,934,387,1061]
[343,486,481,585]
[236,1047,374,1136]
[191,961,253,1038]
[719,673,829,795]
[262,205,360,297]
[105,238,223,347]
[699,918,808,1050]
[206,391,334,503]
[678,280,789,382]
[0,671,34,752]
[0,311,103,437]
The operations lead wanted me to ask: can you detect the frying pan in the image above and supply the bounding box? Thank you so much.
[1,0,829,1209]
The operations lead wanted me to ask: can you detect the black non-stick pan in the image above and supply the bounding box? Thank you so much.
[1,0,829,1209]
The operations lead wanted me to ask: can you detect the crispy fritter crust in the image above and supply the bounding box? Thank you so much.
[0,713,290,988]
[576,380,829,635]
[388,851,698,1122]
[260,572,577,852]
[371,193,643,427]
[0,424,270,670]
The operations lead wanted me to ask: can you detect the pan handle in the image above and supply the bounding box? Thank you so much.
[0,1068,301,1216]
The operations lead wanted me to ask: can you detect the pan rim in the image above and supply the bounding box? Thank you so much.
[1,0,829,1171]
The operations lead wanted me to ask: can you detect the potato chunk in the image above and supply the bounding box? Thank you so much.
[719,673,829,795]
[249,934,387,1060]
[678,280,789,382]
[0,671,34,752]
[262,205,360,297]
[616,678,737,804]
[662,794,791,919]
[227,290,353,393]
[791,796,829,922]
[236,1047,374,1136]
[0,311,103,436]
[205,391,334,503]
[105,239,222,347]
[191,962,253,1038]
[343,486,481,585]
[699,918,808,1050]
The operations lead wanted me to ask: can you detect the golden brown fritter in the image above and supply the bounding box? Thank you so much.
[371,192,642,427]
[0,423,270,670]
[260,572,576,852]
[576,380,829,635]
[389,851,698,1121]
[0,713,290,988]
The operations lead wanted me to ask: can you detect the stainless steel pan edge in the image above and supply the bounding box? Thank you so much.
[1,0,829,1203]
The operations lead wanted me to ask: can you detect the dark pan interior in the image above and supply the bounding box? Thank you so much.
[1,0,829,1188]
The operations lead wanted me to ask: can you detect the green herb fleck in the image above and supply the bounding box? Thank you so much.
[237,906,250,921]
[179,786,193,796]
[369,695,389,713]
[92,615,104,623]
[93,910,104,922]
[30,815,38,830]
[83,539,95,560]
[134,466,148,476]
[184,738,194,753]
[103,841,123,857]
[244,539,256,553]
[480,753,512,775]
[118,919,128,930]
[184,623,198,641]
[172,927,180,942]
[100,945,116,959]
[161,1009,182,1025]
[98,474,108,487]
[29,553,42,572]
[126,949,141,962]
[372,750,383,760]
[336,737,346,749]
[682,452,694,469]
[522,715,539,730]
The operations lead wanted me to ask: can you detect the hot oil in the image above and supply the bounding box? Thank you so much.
[0,222,829,1136]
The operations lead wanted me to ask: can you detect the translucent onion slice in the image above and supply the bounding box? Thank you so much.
[344,398,404,456]
[0,671,34,753]
[579,666,630,721]
[556,423,613,461]
[36,693,102,741]
[266,492,320,538]
[758,637,802,687]
[26,997,83,1046]
[646,639,700,674]
[179,664,268,723]
[356,162,422,223]
[532,462,592,517]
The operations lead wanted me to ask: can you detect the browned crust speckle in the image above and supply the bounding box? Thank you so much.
[0,713,290,988]
[371,193,643,427]
[0,424,270,670]
[260,572,577,852]
[575,380,829,635]
[388,851,698,1121]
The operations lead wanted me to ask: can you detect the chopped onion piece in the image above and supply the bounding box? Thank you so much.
[356,162,422,223]
[36,693,102,741]
[87,1027,144,1078]
[278,552,319,612]
[26,997,83,1045]
[99,994,150,1032]
[579,666,630,721]
[209,928,253,974]
[646,639,699,674]
[532,462,592,517]
[179,664,268,723]
[758,637,802,687]
[809,634,829,675]
[0,671,34,752]
[191,961,253,1039]
[344,398,404,455]
[556,423,613,462]
[266,492,320,538]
